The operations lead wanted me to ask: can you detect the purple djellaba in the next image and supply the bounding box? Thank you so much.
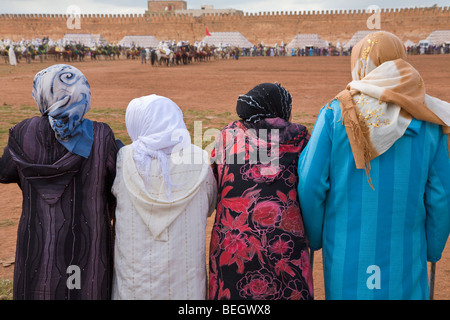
[0,64,119,300]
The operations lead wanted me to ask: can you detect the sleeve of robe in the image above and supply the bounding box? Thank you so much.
[0,132,19,184]
[424,128,450,263]
[297,104,332,251]
[104,126,119,226]
[206,165,218,217]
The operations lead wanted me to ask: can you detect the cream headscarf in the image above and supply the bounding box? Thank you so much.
[336,31,450,187]
[125,94,191,198]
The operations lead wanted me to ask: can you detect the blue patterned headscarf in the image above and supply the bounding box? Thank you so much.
[32,64,93,158]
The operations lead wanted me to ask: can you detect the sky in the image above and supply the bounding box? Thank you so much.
[0,0,449,14]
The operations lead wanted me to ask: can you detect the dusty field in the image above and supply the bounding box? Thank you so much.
[0,54,450,300]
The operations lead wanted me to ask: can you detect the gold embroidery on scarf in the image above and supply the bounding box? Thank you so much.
[356,95,391,128]
[358,34,381,80]
[361,36,380,61]
[358,108,391,128]
[418,77,424,88]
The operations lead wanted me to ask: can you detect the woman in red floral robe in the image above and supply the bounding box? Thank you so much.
[208,83,313,300]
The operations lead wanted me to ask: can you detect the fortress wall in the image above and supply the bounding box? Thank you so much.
[0,7,449,45]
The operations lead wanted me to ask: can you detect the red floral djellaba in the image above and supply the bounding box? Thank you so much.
[208,119,313,300]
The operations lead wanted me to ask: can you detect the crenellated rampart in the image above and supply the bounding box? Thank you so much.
[1,6,449,45]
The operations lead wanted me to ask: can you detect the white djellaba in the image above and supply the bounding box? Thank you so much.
[112,95,217,300]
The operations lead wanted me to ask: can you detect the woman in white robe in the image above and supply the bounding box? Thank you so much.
[111,94,217,300]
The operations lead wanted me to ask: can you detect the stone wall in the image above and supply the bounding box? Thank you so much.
[0,7,449,45]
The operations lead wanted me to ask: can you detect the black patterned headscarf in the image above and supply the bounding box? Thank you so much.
[236,82,292,123]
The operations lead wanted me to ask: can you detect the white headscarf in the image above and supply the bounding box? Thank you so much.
[125,95,191,198]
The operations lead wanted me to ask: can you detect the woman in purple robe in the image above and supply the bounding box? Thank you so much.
[0,64,119,300]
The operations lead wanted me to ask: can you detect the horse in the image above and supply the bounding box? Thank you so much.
[221,47,232,59]
[74,44,87,62]
[187,45,198,64]
[126,47,139,60]
[194,49,207,62]
[89,47,99,60]
[111,46,121,60]
[213,49,221,60]
[0,47,9,64]
[22,47,33,64]
[62,45,77,62]
[155,48,174,67]
[180,46,189,64]
[46,46,63,62]
[174,47,183,65]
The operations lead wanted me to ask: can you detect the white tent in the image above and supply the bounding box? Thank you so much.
[426,30,450,46]
[418,39,433,48]
[404,39,416,48]
[201,32,253,49]
[118,35,160,48]
[343,30,385,49]
[91,34,107,45]
[286,34,327,49]
[63,33,103,46]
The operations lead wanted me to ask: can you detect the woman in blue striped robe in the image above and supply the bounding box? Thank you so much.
[297,31,450,300]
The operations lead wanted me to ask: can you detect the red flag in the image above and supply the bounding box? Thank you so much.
[206,27,211,36]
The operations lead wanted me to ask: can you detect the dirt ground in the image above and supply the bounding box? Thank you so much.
[0,55,449,300]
